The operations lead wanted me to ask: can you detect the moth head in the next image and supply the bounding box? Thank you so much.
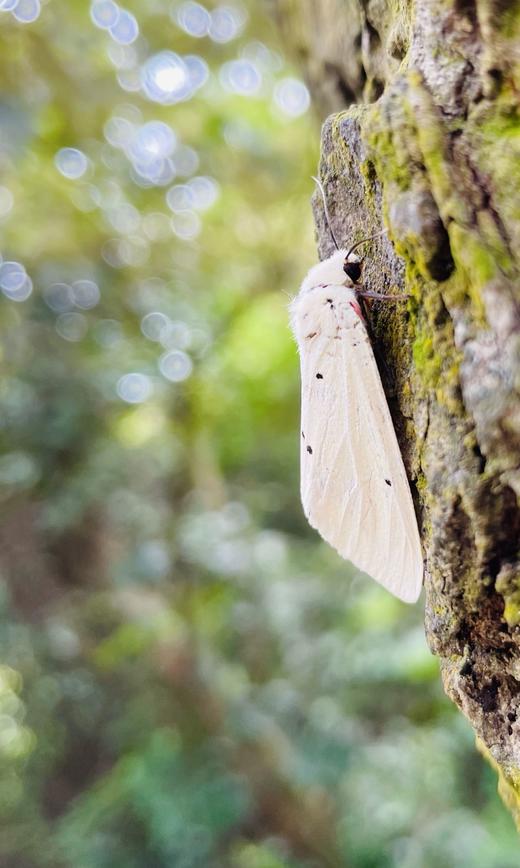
[343,255,363,285]
[299,249,351,294]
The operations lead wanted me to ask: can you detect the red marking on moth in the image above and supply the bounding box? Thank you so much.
[349,299,364,319]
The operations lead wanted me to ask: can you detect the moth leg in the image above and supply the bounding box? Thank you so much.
[356,291,397,396]
[357,290,410,301]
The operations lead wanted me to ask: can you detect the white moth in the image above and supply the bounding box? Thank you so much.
[290,242,423,603]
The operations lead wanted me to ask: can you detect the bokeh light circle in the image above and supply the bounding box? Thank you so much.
[184,55,209,90]
[176,1,210,37]
[174,145,199,177]
[43,283,74,313]
[141,212,171,241]
[56,312,88,342]
[117,69,141,92]
[108,42,137,70]
[140,311,170,342]
[12,0,41,23]
[109,9,139,44]
[2,273,32,302]
[159,349,193,382]
[166,184,194,213]
[188,176,219,210]
[0,261,26,293]
[170,211,201,240]
[106,202,141,234]
[117,372,153,403]
[160,320,191,350]
[220,59,261,96]
[131,121,176,162]
[55,148,89,180]
[90,0,119,28]
[104,115,136,148]
[209,5,245,43]
[274,77,310,117]
[71,279,101,309]
[141,51,191,104]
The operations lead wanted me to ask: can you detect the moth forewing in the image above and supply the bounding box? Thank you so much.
[290,251,423,604]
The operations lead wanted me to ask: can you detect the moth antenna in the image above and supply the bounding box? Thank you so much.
[311,175,339,251]
[345,228,388,263]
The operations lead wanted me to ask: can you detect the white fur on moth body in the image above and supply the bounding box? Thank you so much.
[290,248,423,603]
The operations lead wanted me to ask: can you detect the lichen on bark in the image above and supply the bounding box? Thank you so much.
[276,0,520,826]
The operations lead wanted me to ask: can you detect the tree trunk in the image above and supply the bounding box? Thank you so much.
[274,0,520,826]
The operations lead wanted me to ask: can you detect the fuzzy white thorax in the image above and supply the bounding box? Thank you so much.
[298,249,360,296]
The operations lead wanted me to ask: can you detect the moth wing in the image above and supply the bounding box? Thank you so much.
[294,284,423,603]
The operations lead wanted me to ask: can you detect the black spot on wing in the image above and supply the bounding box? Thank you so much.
[316,373,323,379]
[385,479,392,486]
[307,445,313,454]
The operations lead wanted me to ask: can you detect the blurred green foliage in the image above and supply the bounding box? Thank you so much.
[0,1,518,866]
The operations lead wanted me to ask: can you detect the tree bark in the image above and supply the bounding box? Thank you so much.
[274,0,520,826]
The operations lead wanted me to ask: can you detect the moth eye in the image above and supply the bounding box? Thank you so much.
[344,260,362,283]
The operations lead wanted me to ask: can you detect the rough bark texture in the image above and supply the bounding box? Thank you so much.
[274,0,520,826]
